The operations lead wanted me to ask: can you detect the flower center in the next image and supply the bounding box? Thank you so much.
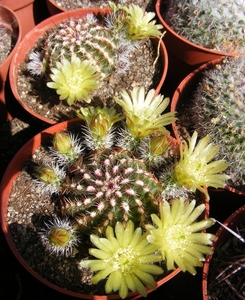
[107,246,137,273]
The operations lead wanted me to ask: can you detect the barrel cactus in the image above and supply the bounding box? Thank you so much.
[27,3,163,105]
[186,56,245,191]
[164,0,245,54]
[34,86,228,298]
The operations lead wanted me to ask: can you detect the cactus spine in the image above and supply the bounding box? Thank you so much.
[164,0,245,54]
[189,56,245,189]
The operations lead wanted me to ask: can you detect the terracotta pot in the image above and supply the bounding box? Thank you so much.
[3,0,35,37]
[203,201,245,300]
[9,8,168,126]
[155,0,234,66]
[0,118,182,299]
[0,5,22,123]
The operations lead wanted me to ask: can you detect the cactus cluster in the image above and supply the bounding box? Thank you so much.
[27,3,163,105]
[33,86,229,298]
[164,0,245,54]
[187,56,245,190]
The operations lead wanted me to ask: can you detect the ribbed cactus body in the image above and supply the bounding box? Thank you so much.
[191,56,245,186]
[42,15,116,79]
[60,149,161,233]
[165,0,245,54]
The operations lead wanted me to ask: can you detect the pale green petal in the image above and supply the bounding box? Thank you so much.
[178,200,196,224]
[80,259,108,272]
[89,248,112,260]
[131,274,147,297]
[137,263,163,275]
[133,267,156,289]
[119,276,128,299]
[186,232,216,245]
[188,219,215,233]
[92,267,113,284]
[105,271,122,293]
[183,204,205,226]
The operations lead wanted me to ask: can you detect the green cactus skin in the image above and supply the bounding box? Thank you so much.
[60,149,161,233]
[43,15,116,79]
[190,56,245,189]
[164,0,245,54]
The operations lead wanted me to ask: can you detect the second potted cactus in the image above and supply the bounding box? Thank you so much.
[9,3,168,125]
[171,55,245,196]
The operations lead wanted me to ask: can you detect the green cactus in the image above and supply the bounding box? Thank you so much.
[35,86,228,236]
[33,86,228,298]
[27,3,163,105]
[186,56,245,190]
[164,0,245,54]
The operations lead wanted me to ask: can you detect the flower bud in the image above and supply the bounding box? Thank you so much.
[149,135,168,156]
[48,227,70,247]
[53,132,72,154]
[35,166,59,185]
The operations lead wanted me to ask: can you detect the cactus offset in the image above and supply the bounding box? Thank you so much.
[188,56,245,190]
[164,0,245,54]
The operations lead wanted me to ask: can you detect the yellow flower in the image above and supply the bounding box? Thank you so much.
[80,220,163,299]
[114,87,176,138]
[174,131,230,200]
[109,2,163,40]
[47,53,99,105]
[146,198,216,275]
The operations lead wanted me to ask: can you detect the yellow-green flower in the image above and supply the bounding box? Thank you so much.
[146,198,216,275]
[47,53,99,105]
[79,220,163,299]
[174,131,230,200]
[114,87,176,138]
[109,2,163,40]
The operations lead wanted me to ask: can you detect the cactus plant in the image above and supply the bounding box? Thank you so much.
[28,85,229,298]
[184,56,245,192]
[27,3,163,106]
[163,0,245,55]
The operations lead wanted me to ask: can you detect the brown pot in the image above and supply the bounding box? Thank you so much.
[0,118,182,299]
[0,5,22,124]
[203,201,245,300]
[9,8,168,126]
[3,0,35,37]
[155,0,234,67]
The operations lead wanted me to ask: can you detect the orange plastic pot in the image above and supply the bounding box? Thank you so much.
[203,201,245,300]
[0,118,182,299]
[0,5,22,123]
[155,0,234,66]
[3,0,35,36]
[9,8,168,125]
